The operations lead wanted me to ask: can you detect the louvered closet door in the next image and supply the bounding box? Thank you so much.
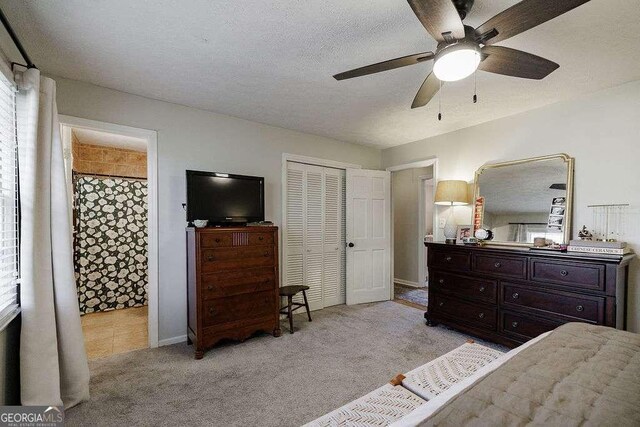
[285,162,346,311]
[304,165,325,311]
[284,163,305,294]
[323,168,346,307]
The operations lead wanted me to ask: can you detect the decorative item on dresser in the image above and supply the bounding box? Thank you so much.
[424,242,634,347]
[186,226,280,359]
[434,180,470,243]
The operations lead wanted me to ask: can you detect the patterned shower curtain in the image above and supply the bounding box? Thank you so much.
[74,175,148,314]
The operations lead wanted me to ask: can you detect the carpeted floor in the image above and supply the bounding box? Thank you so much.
[66,301,504,427]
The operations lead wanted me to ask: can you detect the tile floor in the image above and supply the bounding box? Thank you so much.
[81,306,148,360]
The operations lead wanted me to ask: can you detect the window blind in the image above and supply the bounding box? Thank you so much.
[0,70,19,328]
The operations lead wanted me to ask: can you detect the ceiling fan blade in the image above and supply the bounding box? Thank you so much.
[478,46,559,80]
[333,52,434,81]
[411,72,441,109]
[476,0,591,45]
[407,0,465,42]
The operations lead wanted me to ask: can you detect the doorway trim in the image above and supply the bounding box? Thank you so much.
[59,115,159,349]
[386,157,439,299]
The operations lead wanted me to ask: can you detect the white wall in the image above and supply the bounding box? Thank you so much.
[392,167,432,284]
[382,80,640,332]
[53,76,381,343]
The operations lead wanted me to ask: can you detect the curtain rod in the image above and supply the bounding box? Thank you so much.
[0,7,36,70]
[73,171,147,182]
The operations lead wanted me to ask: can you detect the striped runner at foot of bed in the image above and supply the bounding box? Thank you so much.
[304,343,505,427]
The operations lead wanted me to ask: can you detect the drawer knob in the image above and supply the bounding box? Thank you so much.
[560,270,569,277]
[207,285,213,291]
[576,305,584,312]
[438,301,444,307]
[445,256,452,262]
[438,279,444,284]
[258,236,264,241]
[479,286,485,293]
[207,255,214,261]
[215,238,221,243]
[494,262,501,268]
[512,292,519,299]
[264,251,269,257]
[208,307,215,315]
[511,321,519,328]
[478,312,485,319]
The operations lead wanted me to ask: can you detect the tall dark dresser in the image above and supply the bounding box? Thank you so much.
[425,242,634,347]
[186,226,280,359]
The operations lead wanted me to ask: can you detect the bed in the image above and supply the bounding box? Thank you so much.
[307,323,640,426]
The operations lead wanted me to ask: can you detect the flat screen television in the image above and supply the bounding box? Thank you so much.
[186,170,264,225]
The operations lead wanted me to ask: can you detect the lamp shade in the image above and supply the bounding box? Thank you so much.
[434,180,469,206]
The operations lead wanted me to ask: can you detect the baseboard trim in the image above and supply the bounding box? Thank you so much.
[158,335,187,346]
[394,278,422,288]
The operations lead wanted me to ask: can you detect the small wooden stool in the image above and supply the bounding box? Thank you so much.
[279,285,312,334]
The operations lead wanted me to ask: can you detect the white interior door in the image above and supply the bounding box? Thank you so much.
[284,162,346,311]
[346,168,391,305]
[323,168,346,307]
[303,165,325,311]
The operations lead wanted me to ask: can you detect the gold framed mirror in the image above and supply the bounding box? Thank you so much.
[473,153,574,247]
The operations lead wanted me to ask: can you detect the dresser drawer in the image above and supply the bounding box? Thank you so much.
[200,232,234,247]
[248,232,274,246]
[203,246,273,262]
[431,293,496,330]
[501,283,604,323]
[430,250,471,272]
[200,231,274,248]
[430,271,497,303]
[530,259,605,292]
[473,254,526,279]
[201,247,274,271]
[500,311,564,341]
[201,267,275,299]
[203,290,275,327]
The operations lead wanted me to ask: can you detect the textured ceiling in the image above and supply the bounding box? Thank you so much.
[2,0,639,147]
[72,128,147,152]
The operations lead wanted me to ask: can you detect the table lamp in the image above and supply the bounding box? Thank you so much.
[434,180,469,243]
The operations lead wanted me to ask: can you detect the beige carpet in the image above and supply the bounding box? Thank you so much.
[66,301,504,426]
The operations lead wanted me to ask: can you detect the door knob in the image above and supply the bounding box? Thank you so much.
[348,242,355,248]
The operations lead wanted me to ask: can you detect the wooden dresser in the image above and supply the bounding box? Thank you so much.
[186,226,280,359]
[425,242,634,347]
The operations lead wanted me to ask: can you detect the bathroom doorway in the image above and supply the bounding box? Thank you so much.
[61,118,158,359]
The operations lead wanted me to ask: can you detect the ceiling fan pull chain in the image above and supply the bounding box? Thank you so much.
[438,80,442,121]
[473,70,478,104]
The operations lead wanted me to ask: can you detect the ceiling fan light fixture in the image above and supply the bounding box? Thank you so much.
[433,44,481,82]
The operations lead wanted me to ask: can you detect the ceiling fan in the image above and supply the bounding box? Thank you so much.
[333,0,591,109]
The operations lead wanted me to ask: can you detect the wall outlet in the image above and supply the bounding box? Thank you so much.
[438,218,446,228]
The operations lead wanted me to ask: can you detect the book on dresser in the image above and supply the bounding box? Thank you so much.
[424,242,634,347]
[567,239,632,255]
[186,226,281,359]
